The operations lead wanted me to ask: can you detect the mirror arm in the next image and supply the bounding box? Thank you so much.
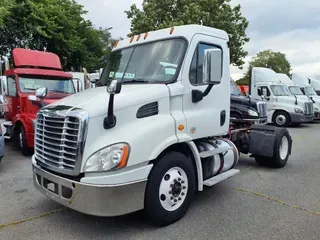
[104,94,116,129]
[192,84,214,103]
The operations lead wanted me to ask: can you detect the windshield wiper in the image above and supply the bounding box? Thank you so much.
[122,78,149,84]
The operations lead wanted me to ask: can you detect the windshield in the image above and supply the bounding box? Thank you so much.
[305,86,316,96]
[270,85,291,96]
[288,86,303,95]
[230,80,242,96]
[99,39,186,85]
[19,77,75,94]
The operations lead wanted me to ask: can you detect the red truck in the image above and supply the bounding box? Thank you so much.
[1,48,75,155]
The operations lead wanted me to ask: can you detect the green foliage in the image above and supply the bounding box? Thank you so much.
[238,49,292,85]
[0,0,114,72]
[125,0,250,67]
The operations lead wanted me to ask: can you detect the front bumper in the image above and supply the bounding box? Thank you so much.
[33,164,147,217]
[242,117,268,125]
[290,113,313,123]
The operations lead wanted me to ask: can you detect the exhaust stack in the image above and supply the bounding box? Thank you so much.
[2,57,9,71]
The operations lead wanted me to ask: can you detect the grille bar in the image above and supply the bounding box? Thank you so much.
[34,107,88,176]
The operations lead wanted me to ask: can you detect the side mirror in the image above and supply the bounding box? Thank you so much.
[107,79,122,94]
[262,88,268,97]
[203,48,222,85]
[36,87,47,98]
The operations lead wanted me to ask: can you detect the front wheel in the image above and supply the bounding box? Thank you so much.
[273,111,290,127]
[145,151,196,226]
[14,125,33,156]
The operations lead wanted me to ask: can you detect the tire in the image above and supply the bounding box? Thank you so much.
[254,128,291,168]
[270,128,291,168]
[273,111,290,127]
[145,151,196,226]
[14,125,33,156]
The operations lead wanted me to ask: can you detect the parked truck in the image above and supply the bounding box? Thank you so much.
[309,78,320,96]
[32,25,292,226]
[230,78,268,124]
[292,73,320,117]
[277,73,320,120]
[1,48,75,155]
[249,67,313,127]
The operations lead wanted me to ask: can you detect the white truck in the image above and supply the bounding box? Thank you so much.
[309,78,320,96]
[32,25,292,226]
[277,73,320,120]
[292,73,320,119]
[249,67,313,127]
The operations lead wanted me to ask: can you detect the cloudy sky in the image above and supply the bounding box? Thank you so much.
[76,0,320,80]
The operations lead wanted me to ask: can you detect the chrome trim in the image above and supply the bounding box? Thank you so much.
[304,102,313,115]
[256,101,268,118]
[34,105,89,176]
[33,164,146,217]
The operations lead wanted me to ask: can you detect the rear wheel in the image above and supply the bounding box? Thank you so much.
[145,151,196,226]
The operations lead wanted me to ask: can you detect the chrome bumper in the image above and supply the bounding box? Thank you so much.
[33,164,147,217]
[242,117,268,125]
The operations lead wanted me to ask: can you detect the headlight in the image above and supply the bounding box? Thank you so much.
[294,108,304,114]
[248,109,258,117]
[84,143,129,172]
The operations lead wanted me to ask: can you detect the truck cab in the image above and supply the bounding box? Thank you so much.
[277,73,320,120]
[32,25,292,226]
[230,78,267,124]
[309,78,320,96]
[292,73,320,119]
[1,48,74,155]
[250,67,313,127]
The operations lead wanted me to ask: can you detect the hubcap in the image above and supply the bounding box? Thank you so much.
[279,136,289,160]
[19,133,23,148]
[159,167,188,211]
[276,115,286,126]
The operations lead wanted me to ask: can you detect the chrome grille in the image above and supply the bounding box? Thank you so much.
[304,102,313,115]
[256,102,268,117]
[34,107,88,176]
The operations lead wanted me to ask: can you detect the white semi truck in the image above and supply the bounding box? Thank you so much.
[277,73,320,120]
[249,67,313,127]
[309,78,320,96]
[292,73,320,119]
[32,25,292,226]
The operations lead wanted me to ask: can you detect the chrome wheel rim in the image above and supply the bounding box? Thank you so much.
[279,136,289,160]
[275,114,286,126]
[159,167,188,211]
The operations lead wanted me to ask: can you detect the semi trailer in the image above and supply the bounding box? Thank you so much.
[32,25,292,226]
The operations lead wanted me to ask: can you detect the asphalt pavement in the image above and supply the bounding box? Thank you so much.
[0,123,319,240]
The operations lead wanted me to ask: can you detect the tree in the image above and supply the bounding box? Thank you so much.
[0,0,114,72]
[236,49,291,85]
[125,0,249,67]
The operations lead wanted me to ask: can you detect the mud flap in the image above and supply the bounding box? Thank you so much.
[249,125,292,158]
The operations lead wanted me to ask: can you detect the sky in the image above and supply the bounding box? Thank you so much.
[76,0,320,80]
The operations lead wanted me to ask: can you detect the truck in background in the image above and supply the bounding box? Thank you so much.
[309,78,320,96]
[277,73,320,120]
[1,48,75,155]
[230,78,267,124]
[32,25,292,226]
[249,67,313,127]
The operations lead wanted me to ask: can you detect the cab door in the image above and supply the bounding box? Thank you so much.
[181,34,230,139]
[4,75,19,121]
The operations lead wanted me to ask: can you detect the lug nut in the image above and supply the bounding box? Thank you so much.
[178,197,181,200]
[181,192,185,196]
[178,178,181,181]
[170,196,174,200]
[174,179,177,183]
[181,180,185,184]
[183,186,186,189]
[174,199,177,203]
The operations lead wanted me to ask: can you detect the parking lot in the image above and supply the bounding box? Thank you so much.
[0,123,319,240]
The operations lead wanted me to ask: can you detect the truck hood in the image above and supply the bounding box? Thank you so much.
[46,84,170,118]
[230,95,260,109]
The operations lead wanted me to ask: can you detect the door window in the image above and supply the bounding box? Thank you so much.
[257,86,270,96]
[189,43,222,85]
[7,77,17,96]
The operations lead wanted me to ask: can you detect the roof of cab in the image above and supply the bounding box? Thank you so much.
[114,24,229,50]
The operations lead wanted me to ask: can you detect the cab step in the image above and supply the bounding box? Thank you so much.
[199,145,233,158]
[203,169,240,187]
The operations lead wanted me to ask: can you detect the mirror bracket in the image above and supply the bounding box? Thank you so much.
[192,85,214,103]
